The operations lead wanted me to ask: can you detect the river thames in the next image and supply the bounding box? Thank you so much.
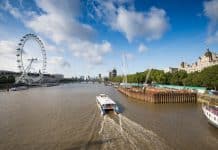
[0,83,217,150]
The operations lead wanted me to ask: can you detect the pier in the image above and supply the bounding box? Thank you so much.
[118,87,197,104]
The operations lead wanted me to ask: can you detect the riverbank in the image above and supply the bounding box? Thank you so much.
[0,82,61,92]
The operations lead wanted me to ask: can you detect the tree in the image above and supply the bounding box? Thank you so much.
[108,65,218,90]
[0,76,8,84]
[165,72,172,84]
[200,65,218,89]
[7,75,15,83]
[170,70,187,85]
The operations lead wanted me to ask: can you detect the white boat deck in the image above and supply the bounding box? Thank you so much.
[96,94,119,115]
[96,94,116,106]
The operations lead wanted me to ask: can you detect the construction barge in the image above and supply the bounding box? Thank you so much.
[118,87,197,104]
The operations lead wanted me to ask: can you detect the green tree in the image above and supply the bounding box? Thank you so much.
[0,76,8,84]
[7,75,15,83]
[170,70,187,85]
[201,65,218,89]
[108,65,218,89]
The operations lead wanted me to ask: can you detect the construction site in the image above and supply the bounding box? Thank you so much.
[118,86,197,104]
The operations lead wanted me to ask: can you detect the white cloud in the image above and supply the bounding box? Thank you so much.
[26,0,94,43]
[0,55,17,71]
[48,56,71,68]
[116,7,169,42]
[204,0,218,21]
[90,1,169,42]
[138,43,148,53]
[0,40,17,71]
[26,14,95,44]
[0,40,16,55]
[207,31,218,43]
[204,0,218,44]
[2,0,112,66]
[47,56,72,76]
[1,0,23,19]
[43,41,61,52]
[70,40,112,64]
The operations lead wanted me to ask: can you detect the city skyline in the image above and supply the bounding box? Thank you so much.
[0,0,218,77]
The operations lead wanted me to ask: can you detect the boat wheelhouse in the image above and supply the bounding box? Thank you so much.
[96,94,119,115]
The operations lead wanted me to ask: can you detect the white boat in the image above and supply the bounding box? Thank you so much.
[202,105,218,128]
[96,94,119,115]
[9,86,28,91]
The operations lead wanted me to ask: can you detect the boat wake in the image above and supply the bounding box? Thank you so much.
[97,114,171,150]
[98,115,106,135]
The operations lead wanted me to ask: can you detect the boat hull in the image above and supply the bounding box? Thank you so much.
[9,86,28,91]
[202,106,218,128]
[96,100,105,115]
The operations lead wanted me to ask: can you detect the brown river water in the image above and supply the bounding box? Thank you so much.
[0,83,217,150]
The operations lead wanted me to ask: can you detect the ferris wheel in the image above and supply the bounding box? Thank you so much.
[16,33,47,84]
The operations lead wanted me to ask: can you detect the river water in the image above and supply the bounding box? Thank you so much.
[0,83,217,150]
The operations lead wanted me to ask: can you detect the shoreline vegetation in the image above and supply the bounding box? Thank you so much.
[0,75,15,90]
[109,65,218,90]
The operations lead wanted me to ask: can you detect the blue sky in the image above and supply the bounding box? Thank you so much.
[0,0,218,77]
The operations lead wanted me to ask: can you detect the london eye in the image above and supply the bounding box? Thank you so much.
[16,33,47,84]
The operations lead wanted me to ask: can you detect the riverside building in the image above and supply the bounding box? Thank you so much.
[180,49,218,73]
[109,68,117,78]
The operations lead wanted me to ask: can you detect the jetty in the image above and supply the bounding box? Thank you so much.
[118,87,197,104]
